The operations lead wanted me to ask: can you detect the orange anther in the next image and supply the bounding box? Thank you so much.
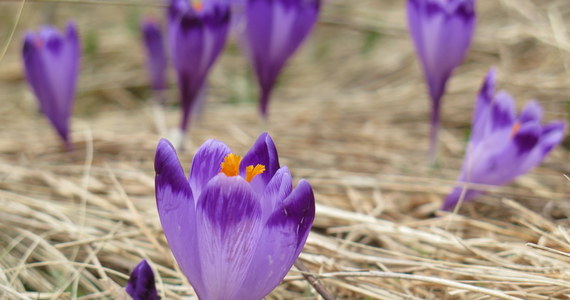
[245,164,266,182]
[220,154,242,177]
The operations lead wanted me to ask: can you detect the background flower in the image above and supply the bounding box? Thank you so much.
[244,0,321,118]
[22,22,80,149]
[407,0,476,157]
[441,69,566,211]
[168,0,231,134]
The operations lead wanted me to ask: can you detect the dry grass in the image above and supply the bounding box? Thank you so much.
[0,0,570,299]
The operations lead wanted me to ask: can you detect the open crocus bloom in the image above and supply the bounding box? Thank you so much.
[168,0,231,133]
[155,132,315,299]
[22,22,80,150]
[441,69,566,211]
[244,0,320,118]
[407,0,476,157]
[126,260,159,300]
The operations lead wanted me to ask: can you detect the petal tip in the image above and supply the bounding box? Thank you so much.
[126,259,159,300]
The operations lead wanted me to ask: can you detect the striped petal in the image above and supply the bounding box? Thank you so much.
[195,174,263,300]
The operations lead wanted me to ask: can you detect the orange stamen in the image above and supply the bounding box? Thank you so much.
[193,1,203,11]
[511,121,521,137]
[219,153,266,182]
[220,154,242,177]
[245,164,266,183]
[34,39,44,48]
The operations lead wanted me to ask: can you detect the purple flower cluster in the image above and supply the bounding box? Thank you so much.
[442,69,566,211]
[21,1,320,148]
[155,132,315,299]
[140,0,321,135]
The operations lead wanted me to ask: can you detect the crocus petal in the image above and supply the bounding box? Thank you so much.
[188,138,232,200]
[245,0,320,117]
[195,174,263,300]
[154,139,205,296]
[261,166,292,220]
[471,68,496,144]
[142,19,168,91]
[512,122,541,155]
[168,1,231,132]
[539,121,566,154]
[519,100,543,123]
[126,260,159,300]
[236,179,315,300]
[240,132,280,193]
[490,91,516,131]
[22,22,80,147]
[514,121,565,177]
[463,91,516,170]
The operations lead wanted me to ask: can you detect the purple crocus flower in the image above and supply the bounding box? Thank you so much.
[441,69,566,211]
[141,19,168,92]
[155,132,315,299]
[22,22,80,150]
[244,0,320,118]
[168,0,231,134]
[126,260,160,300]
[407,0,476,157]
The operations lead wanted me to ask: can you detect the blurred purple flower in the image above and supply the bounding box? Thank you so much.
[407,0,476,157]
[168,0,231,133]
[141,19,168,92]
[441,69,566,211]
[22,22,80,150]
[126,260,159,300]
[244,0,320,118]
[155,132,315,299]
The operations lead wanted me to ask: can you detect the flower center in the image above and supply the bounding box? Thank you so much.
[511,121,521,137]
[34,38,44,48]
[220,153,265,183]
[193,1,203,11]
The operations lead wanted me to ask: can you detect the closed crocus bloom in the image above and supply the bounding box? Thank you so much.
[407,0,476,157]
[142,19,168,92]
[244,0,320,118]
[22,22,80,150]
[168,0,231,134]
[441,69,566,211]
[126,260,160,300]
[155,132,315,299]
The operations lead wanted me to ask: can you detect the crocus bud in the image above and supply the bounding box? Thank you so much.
[168,0,231,134]
[407,0,476,157]
[126,260,159,300]
[155,132,315,299]
[441,69,566,211]
[141,19,168,92]
[244,0,320,118]
[22,22,80,150]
